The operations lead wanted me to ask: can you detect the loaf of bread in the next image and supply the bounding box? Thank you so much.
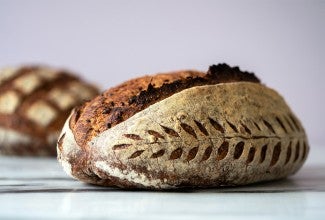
[57,64,308,189]
[0,66,99,156]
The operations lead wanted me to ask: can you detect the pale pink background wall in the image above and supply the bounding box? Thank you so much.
[0,0,324,146]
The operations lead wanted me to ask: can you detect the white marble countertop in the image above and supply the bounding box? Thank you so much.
[0,146,324,220]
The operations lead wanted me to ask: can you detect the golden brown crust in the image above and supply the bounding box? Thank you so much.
[58,76,309,189]
[71,64,260,147]
[0,65,99,156]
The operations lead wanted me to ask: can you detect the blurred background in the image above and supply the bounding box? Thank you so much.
[0,0,324,146]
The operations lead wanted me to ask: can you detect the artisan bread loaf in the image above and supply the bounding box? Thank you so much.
[57,64,309,189]
[0,66,99,156]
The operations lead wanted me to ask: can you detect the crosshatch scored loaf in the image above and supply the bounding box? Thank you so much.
[57,63,309,189]
[0,66,99,156]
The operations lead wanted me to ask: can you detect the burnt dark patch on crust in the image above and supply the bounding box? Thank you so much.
[72,64,260,146]
[102,107,111,114]
[207,64,259,83]
[133,64,259,109]
[109,107,125,123]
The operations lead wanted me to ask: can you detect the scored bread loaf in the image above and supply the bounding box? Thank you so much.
[0,66,99,156]
[57,64,309,189]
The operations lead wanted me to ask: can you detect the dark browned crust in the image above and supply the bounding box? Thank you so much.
[0,66,99,156]
[71,63,260,147]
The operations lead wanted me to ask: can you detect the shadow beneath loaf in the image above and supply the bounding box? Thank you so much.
[85,164,325,193]
[1,165,324,194]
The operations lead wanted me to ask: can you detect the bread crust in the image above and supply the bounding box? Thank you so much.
[58,64,309,189]
[71,64,259,147]
[0,66,99,156]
